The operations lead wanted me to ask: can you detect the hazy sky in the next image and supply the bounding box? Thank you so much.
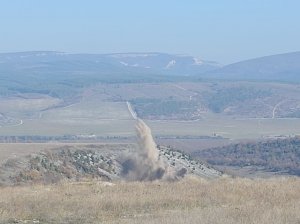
[1,0,300,64]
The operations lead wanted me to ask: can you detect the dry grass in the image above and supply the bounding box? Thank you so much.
[0,177,299,224]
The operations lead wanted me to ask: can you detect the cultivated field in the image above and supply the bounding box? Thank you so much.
[0,101,136,137]
[156,138,234,154]
[0,177,299,224]
[1,100,300,139]
[1,81,300,139]
[148,117,300,139]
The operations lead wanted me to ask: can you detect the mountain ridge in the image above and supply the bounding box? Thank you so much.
[1,51,300,99]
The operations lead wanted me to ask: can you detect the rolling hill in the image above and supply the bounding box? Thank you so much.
[206,51,300,81]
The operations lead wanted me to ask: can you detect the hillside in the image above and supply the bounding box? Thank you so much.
[0,143,221,186]
[193,137,300,176]
[207,51,300,82]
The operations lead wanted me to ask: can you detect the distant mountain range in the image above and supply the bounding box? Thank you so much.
[0,51,220,77]
[0,51,221,97]
[0,51,300,98]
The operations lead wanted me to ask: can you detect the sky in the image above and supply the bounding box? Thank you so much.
[0,0,300,64]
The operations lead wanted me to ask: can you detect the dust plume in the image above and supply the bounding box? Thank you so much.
[121,119,170,181]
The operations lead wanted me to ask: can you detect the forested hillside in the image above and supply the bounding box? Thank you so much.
[194,137,300,175]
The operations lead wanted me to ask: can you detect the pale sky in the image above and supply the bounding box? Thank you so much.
[1,0,300,64]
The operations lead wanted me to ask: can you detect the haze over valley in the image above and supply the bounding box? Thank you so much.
[1,51,300,135]
[1,51,300,179]
[1,1,300,223]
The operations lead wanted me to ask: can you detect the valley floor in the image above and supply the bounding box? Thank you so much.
[0,177,299,224]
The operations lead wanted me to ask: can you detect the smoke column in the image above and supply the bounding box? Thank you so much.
[121,119,167,181]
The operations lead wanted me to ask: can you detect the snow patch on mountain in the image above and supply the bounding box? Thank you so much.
[193,57,203,65]
[110,53,158,58]
[120,61,129,66]
[166,60,176,69]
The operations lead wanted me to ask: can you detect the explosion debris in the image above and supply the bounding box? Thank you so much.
[121,119,165,180]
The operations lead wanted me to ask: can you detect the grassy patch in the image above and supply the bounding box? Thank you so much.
[0,177,299,223]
